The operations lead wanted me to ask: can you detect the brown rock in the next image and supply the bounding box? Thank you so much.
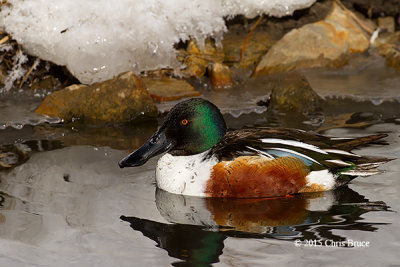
[182,38,224,78]
[143,76,201,102]
[264,72,324,129]
[342,0,400,18]
[324,4,371,53]
[267,72,323,114]
[203,38,224,63]
[30,75,61,90]
[371,31,400,47]
[372,31,400,70]
[0,65,6,88]
[209,63,234,88]
[255,2,370,76]
[35,72,158,123]
[378,17,396,32]
[378,43,400,70]
[222,27,276,69]
[183,40,208,78]
[377,17,395,33]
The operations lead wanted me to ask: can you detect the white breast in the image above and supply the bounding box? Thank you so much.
[155,151,219,197]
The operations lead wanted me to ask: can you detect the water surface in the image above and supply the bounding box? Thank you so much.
[0,61,400,266]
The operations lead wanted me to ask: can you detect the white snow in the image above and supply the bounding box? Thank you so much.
[0,0,315,84]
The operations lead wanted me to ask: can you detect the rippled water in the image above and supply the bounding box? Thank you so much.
[1,61,400,266]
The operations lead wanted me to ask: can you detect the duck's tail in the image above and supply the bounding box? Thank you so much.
[331,133,393,175]
[332,133,389,151]
[328,133,393,188]
[339,159,392,177]
[333,156,392,188]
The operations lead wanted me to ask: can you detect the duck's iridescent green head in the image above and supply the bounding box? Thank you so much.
[119,98,226,167]
[163,98,227,154]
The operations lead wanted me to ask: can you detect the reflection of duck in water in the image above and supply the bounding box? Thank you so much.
[154,187,389,235]
[121,187,390,265]
[120,98,391,198]
[155,188,311,232]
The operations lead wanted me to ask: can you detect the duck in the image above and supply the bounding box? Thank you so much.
[119,98,390,198]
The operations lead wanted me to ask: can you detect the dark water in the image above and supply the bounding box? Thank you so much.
[0,60,400,266]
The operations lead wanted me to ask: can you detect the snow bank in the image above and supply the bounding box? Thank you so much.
[0,0,315,84]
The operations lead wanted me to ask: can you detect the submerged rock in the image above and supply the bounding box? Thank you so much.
[263,72,324,128]
[0,140,57,171]
[255,2,371,76]
[143,76,201,102]
[35,72,158,123]
[0,143,33,170]
[267,72,323,115]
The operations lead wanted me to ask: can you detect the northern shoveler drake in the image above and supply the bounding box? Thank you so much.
[119,98,390,198]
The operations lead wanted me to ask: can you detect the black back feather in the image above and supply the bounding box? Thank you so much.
[206,127,391,171]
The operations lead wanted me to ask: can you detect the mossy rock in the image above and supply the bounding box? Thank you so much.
[36,72,158,123]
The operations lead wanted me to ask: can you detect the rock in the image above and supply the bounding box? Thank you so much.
[371,31,400,47]
[203,38,224,63]
[255,2,371,76]
[222,26,276,69]
[30,75,61,90]
[182,38,232,87]
[182,38,224,78]
[263,72,324,129]
[372,31,400,70]
[209,63,234,88]
[143,76,201,102]
[183,40,208,78]
[342,0,400,18]
[35,72,158,123]
[378,17,395,32]
[378,43,400,70]
[0,65,6,88]
[267,72,323,115]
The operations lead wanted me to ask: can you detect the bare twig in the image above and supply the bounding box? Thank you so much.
[19,58,40,88]
[0,35,9,45]
[334,0,374,35]
[240,14,263,62]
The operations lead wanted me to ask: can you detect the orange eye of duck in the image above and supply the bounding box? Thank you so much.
[181,119,188,125]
